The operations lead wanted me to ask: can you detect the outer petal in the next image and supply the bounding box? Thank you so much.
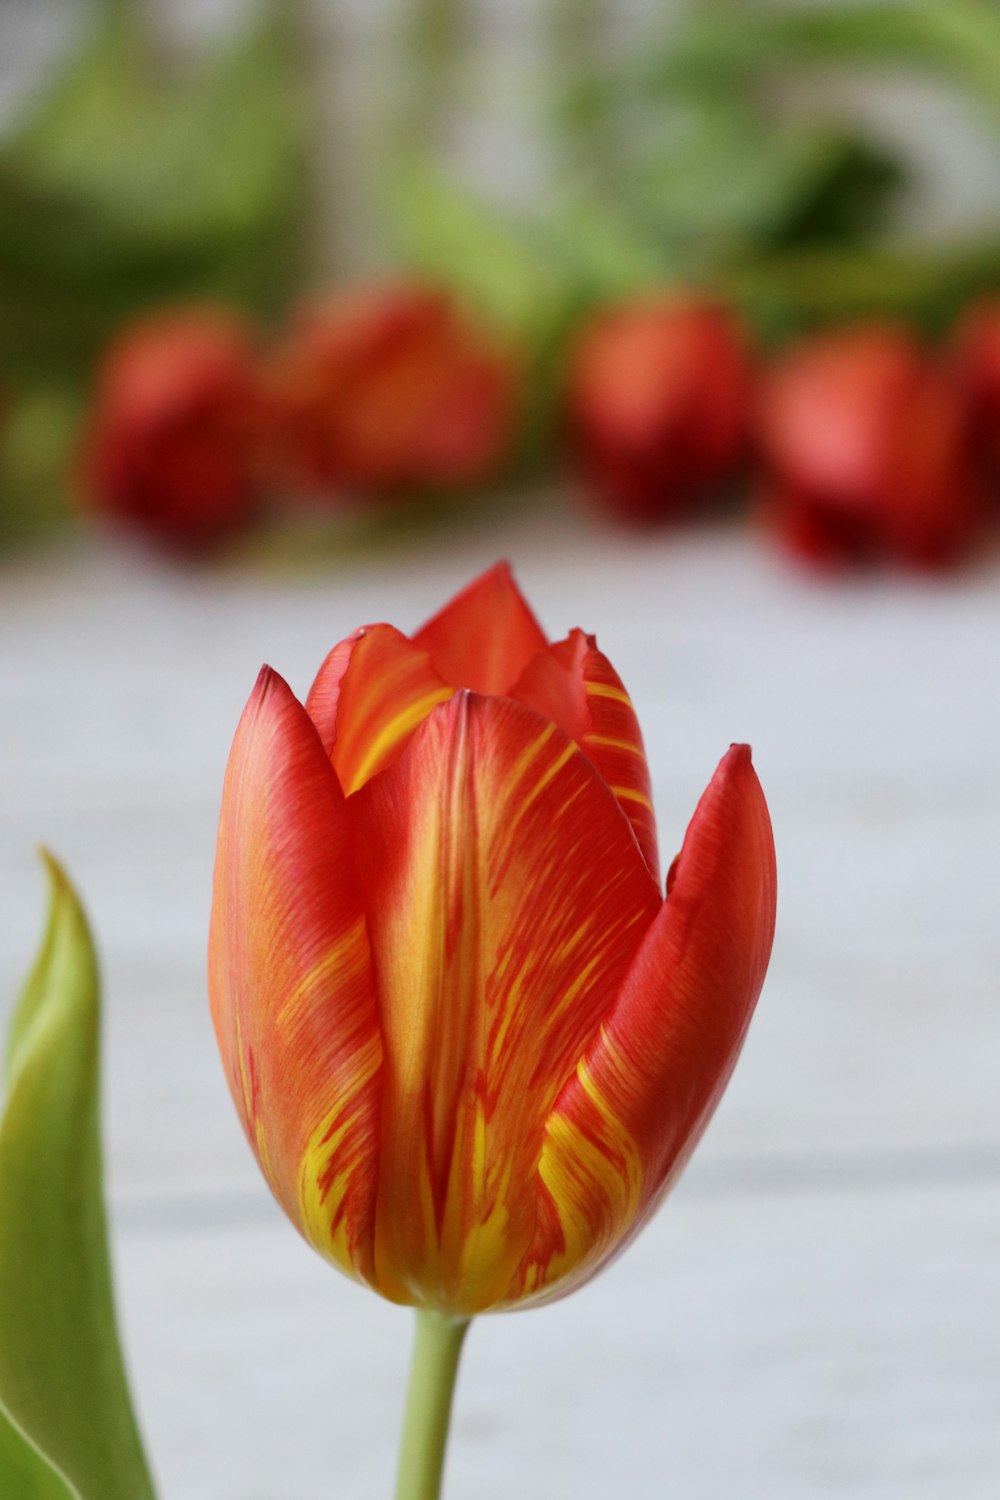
[510,630,659,881]
[412,560,548,694]
[511,744,775,1305]
[208,667,382,1284]
[305,624,453,793]
[348,692,661,1313]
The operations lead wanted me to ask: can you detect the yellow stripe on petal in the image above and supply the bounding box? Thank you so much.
[584,681,632,706]
[208,668,383,1287]
[299,1028,383,1276]
[348,692,660,1315]
[305,624,453,794]
[511,632,660,880]
[512,744,776,1306]
[523,1046,644,1302]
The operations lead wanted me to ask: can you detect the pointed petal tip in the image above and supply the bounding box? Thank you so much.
[247,664,298,716]
[250,663,278,702]
[413,559,548,694]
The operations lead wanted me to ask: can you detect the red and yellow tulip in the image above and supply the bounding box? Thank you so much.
[209,564,776,1316]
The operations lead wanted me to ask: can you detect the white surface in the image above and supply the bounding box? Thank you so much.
[1,503,999,1497]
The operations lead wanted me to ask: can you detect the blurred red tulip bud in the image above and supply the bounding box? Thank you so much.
[265,286,518,499]
[758,326,980,570]
[567,298,753,524]
[82,309,262,552]
[951,300,1000,482]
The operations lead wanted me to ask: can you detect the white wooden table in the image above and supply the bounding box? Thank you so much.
[1,502,998,1499]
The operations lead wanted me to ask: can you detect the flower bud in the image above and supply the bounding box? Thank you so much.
[951,299,1000,482]
[758,325,980,569]
[81,308,262,553]
[209,564,776,1316]
[265,285,518,500]
[567,298,753,524]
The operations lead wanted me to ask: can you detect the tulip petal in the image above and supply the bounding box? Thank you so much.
[412,561,548,694]
[348,692,661,1313]
[305,625,453,793]
[510,630,660,881]
[208,668,382,1284]
[514,744,775,1304]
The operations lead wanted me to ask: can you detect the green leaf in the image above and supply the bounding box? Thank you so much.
[0,853,156,1500]
[0,1409,82,1500]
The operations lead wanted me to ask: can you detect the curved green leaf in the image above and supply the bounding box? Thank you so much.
[0,853,156,1500]
[0,1408,82,1500]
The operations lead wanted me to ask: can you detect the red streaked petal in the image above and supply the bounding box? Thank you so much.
[511,630,660,881]
[512,744,775,1305]
[208,667,382,1284]
[305,625,453,794]
[348,692,660,1313]
[412,560,548,694]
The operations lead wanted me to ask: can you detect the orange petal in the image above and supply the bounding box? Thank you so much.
[510,630,660,880]
[412,561,548,694]
[348,692,660,1313]
[305,624,453,794]
[514,744,775,1305]
[208,667,382,1285]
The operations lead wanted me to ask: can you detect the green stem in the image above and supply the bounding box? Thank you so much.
[392,0,465,151]
[395,1311,470,1500]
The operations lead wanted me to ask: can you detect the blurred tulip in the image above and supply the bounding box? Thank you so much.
[758,325,980,569]
[265,286,518,499]
[82,308,262,552]
[209,562,776,1317]
[567,298,753,523]
[952,299,1000,483]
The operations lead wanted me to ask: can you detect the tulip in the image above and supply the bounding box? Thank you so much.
[951,299,1000,483]
[567,297,753,524]
[209,562,775,1498]
[81,307,262,552]
[265,285,518,499]
[758,324,980,569]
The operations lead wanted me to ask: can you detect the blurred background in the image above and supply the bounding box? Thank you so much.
[1,1,999,1496]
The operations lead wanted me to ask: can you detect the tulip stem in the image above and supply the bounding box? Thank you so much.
[395,1310,470,1500]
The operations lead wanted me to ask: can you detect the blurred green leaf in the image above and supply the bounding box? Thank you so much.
[633,99,904,260]
[0,854,156,1500]
[713,236,1000,343]
[384,152,575,346]
[0,389,84,546]
[639,2,1000,122]
[0,3,305,383]
[538,189,674,300]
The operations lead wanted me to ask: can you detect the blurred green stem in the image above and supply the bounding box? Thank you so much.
[395,1312,469,1500]
[714,236,1000,340]
[547,0,618,183]
[395,0,465,149]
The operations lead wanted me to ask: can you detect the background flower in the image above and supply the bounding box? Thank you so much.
[756,325,981,569]
[265,286,519,501]
[567,299,753,525]
[80,307,263,553]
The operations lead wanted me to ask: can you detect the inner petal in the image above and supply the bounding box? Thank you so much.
[412,561,548,694]
[511,631,660,882]
[305,624,453,795]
